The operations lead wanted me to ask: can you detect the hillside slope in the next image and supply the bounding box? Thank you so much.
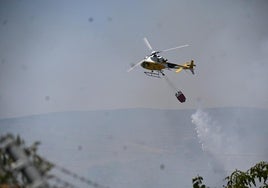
[0,108,267,188]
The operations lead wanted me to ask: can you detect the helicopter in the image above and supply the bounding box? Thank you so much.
[127,37,196,78]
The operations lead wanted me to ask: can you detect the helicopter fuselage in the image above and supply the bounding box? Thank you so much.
[141,56,167,71]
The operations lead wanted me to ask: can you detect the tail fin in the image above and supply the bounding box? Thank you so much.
[189,60,195,75]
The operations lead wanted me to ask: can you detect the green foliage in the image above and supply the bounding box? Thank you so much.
[24,140,54,175]
[0,135,18,185]
[224,161,268,188]
[193,161,268,188]
[192,175,208,188]
[0,134,54,185]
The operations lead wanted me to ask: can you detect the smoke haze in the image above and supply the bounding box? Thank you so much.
[191,107,268,181]
[1,108,267,187]
[0,1,268,187]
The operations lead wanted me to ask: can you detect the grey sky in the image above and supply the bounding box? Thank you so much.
[0,0,268,118]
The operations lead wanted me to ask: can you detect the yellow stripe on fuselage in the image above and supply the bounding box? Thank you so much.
[141,61,165,71]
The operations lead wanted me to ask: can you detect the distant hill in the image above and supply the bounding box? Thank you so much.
[0,107,267,188]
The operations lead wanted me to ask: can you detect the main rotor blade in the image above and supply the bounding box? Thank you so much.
[143,37,153,51]
[161,44,189,53]
[127,60,144,72]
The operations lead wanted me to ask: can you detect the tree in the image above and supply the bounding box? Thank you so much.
[192,175,208,188]
[225,161,268,188]
[193,161,268,188]
[0,134,53,187]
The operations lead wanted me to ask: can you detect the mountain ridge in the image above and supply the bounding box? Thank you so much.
[0,106,267,121]
[0,107,267,188]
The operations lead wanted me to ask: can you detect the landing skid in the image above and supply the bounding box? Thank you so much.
[144,71,165,78]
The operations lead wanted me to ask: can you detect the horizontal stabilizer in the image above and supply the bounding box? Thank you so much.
[176,67,183,73]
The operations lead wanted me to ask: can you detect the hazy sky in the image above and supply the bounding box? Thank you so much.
[0,0,268,117]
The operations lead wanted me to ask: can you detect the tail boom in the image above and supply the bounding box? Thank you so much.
[175,60,195,74]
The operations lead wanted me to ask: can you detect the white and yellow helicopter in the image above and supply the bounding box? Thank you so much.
[127,37,195,78]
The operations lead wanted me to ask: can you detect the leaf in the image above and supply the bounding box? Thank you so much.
[252,178,256,186]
